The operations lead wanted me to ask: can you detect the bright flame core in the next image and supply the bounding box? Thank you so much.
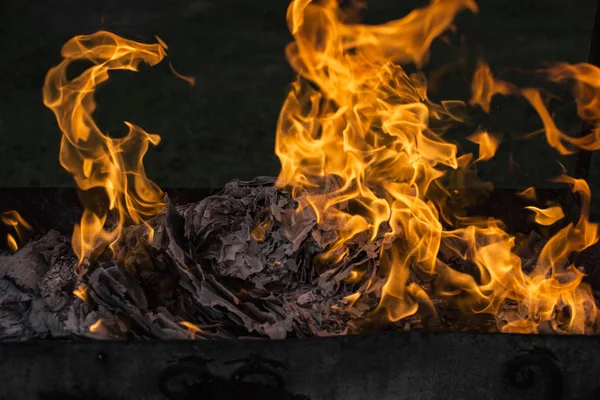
[275,0,599,333]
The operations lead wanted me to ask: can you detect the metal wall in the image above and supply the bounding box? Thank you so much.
[1,332,598,400]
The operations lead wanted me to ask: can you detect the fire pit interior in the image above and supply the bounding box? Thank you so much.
[2,0,600,398]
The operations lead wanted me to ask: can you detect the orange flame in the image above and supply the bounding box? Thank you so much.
[168,62,196,87]
[343,292,362,308]
[466,130,502,162]
[251,217,273,243]
[90,319,103,333]
[517,186,537,201]
[2,210,32,252]
[43,32,167,264]
[41,0,600,334]
[471,60,600,155]
[525,206,565,226]
[73,284,89,302]
[178,321,204,338]
[6,234,18,252]
[276,0,599,333]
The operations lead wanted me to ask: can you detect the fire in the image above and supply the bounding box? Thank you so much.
[43,31,167,264]
[276,0,599,333]
[1,210,32,252]
[471,60,600,155]
[73,284,88,303]
[178,321,204,338]
[251,217,273,243]
[6,235,17,253]
[466,130,502,162]
[41,1,600,335]
[89,319,103,333]
[517,186,537,201]
[525,206,565,226]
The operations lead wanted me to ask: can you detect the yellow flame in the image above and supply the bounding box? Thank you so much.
[344,269,366,283]
[1,210,32,231]
[517,187,537,201]
[179,321,204,338]
[276,0,599,333]
[343,292,362,308]
[43,32,167,264]
[2,210,32,251]
[525,206,565,226]
[42,0,600,334]
[90,319,103,332]
[6,234,18,252]
[145,223,155,244]
[73,284,88,302]
[466,130,502,162]
[250,217,273,243]
[471,60,600,155]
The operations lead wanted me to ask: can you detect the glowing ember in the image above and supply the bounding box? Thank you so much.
[251,217,273,243]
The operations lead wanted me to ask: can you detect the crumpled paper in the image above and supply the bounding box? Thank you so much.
[3,178,596,340]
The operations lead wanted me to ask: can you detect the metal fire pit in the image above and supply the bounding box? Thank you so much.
[2,2,600,397]
[0,332,599,400]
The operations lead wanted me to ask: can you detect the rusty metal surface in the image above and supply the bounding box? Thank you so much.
[0,332,599,400]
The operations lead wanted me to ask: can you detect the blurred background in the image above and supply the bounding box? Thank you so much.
[0,0,597,189]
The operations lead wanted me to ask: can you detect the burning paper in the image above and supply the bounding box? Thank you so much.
[3,0,599,340]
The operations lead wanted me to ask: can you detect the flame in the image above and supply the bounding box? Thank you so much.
[90,319,103,333]
[179,321,204,338]
[276,0,599,333]
[251,217,273,243]
[525,206,565,226]
[40,0,600,334]
[470,60,600,155]
[6,234,18,252]
[168,62,196,87]
[343,292,362,308]
[43,32,167,264]
[344,269,366,283]
[466,130,502,162]
[517,187,537,201]
[2,210,32,251]
[73,284,88,302]
[145,223,156,244]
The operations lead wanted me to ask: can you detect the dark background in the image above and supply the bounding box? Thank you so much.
[0,0,598,190]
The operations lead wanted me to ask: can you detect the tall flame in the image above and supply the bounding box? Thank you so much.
[43,32,167,264]
[276,0,599,333]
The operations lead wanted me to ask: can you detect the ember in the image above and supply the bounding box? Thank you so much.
[2,0,600,342]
